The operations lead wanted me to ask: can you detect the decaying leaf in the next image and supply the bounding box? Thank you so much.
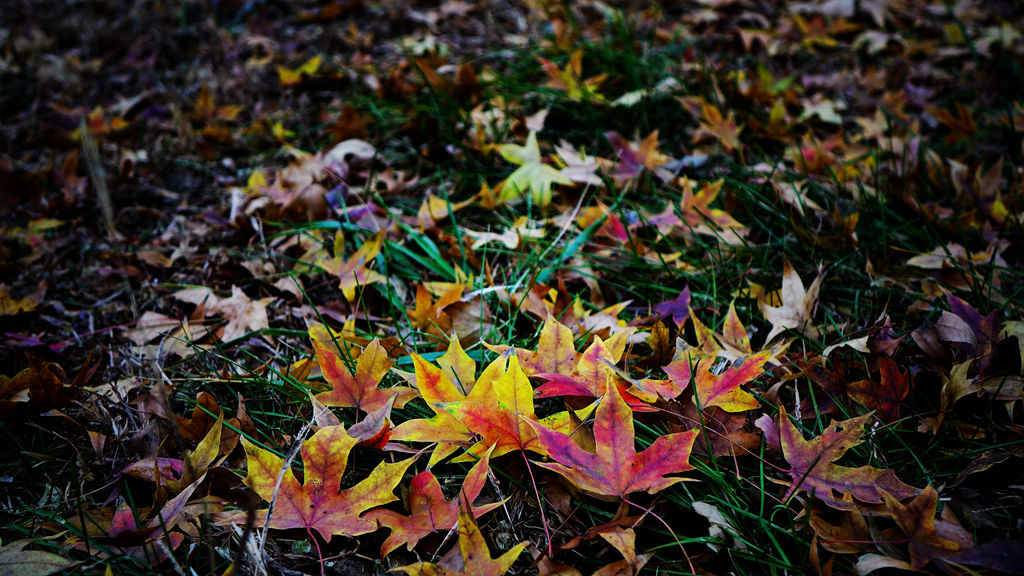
[0,538,78,576]
[881,485,972,570]
[760,258,823,342]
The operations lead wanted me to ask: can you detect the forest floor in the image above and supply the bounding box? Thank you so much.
[2,0,1024,574]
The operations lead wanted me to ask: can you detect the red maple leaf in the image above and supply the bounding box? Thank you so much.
[371,444,503,557]
[392,497,526,576]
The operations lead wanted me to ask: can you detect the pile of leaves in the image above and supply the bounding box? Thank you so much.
[2,0,1023,574]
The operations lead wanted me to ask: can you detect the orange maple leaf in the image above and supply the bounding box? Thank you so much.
[233,424,414,541]
[310,326,418,413]
[528,383,698,499]
[660,350,771,412]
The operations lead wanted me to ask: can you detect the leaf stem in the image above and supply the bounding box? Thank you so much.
[522,450,554,557]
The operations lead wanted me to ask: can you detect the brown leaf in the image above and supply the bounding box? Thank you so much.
[759,258,823,342]
[882,485,972,570]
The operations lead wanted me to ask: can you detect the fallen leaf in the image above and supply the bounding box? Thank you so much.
[213,286,273,342]
[485,314,578,376]
[228,424,414,541]
[539,50,606,102]
[882,485,972,570]
[318,231,387,302]
[0,538,78,576]
[653,286,691,328]
[779,407,918,510]
[496,131,573,207]
[528,382,698,499]
[845,357,909,423]
[662,350,770,412]
[392,498,526,576]
[311,328,418,413]
[277,54,322,86]
[372,444,502,556]
[759,258,823,342]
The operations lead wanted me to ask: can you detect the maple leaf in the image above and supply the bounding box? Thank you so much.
[881,485,973,570]
[605,130,672,184]
[778,407,918,510]
[688,98,744,152]
[485,314,578,376]
[172,285,273,343]
[642,178,747,245]
[653,286,691,328]
[539,49,607,103]
[318,231,387,302]
[390,345,493,465]
[392,498,526,576]
[191,82,242,123]
[372,444,502,557]
[496,131,572,207]
[311,326,418,413]
[528,383,698,499]
[661,350,770,412]
[277,54,322,86]
[846,357,909,423]
[462,216,546,250]
[554,140,603,186]
[759,258,823,343]
[214,286,274,342]
[233,424,414,541]
[441,352,590,461]
[534,332,649,410]
[408,283,494,347]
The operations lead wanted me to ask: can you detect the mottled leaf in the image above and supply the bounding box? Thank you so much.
[779,407,918,510]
